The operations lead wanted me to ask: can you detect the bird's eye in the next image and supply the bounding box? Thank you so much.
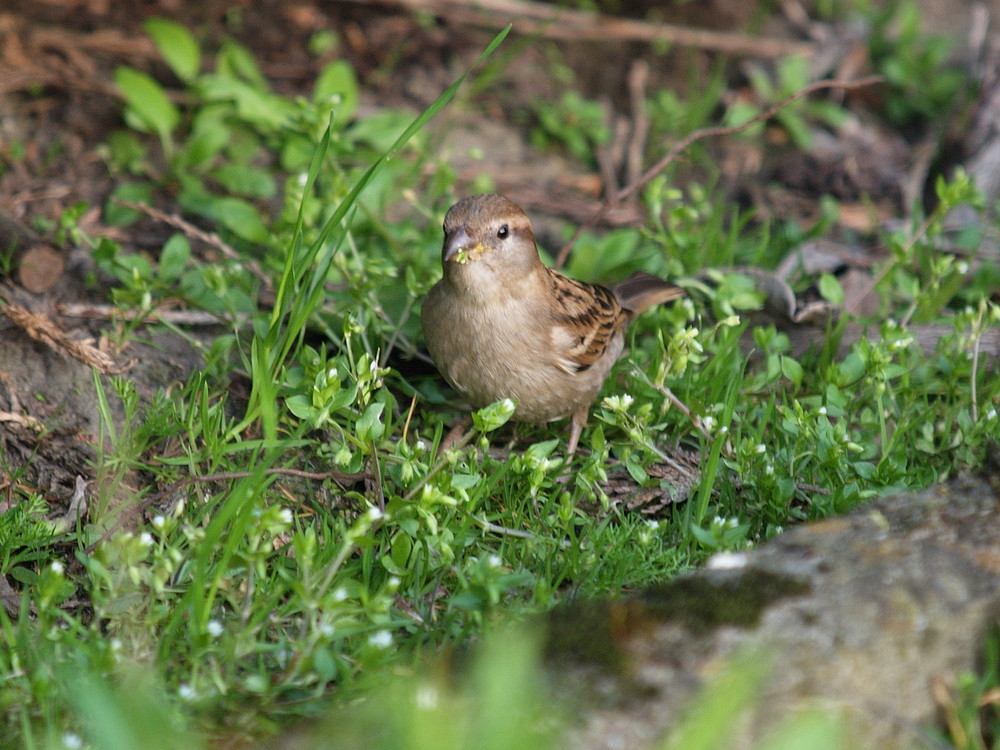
[497,224,509,239]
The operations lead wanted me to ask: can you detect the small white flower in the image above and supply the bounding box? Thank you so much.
[387,576,401,589]
[278,507,293,524]
[332,587,348,602]
[139,532,154,547]
[957,261,969,274]
[764,464,774,476]
[487,554,502,568]
[755,443,766,454]
[110,638,122,652]
[296,172,308,186]
[415,439,427,453]
[416,684,439,710]
[368,630,392,648]
[701,415,716,431]
[601,395,627,412]
[366,507,384,522]
[206,620,224,637]
[987,408,997,420]
[178,683,196,701]
[152,515,165,529]
[50,561,64,575]
[62,732,83,749]
[320,623,335,637]
[645,520,661,531]
[327,365,338,380]
[818,406,827,416]
[707,551,748,570]
[719,425,729,435]
[622,394,634,409]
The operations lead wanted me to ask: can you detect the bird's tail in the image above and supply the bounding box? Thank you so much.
[611,271,685,316]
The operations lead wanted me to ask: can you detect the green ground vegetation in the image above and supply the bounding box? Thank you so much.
[1,5,998,749]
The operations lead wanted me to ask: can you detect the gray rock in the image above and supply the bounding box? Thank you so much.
[546,472,1000,749]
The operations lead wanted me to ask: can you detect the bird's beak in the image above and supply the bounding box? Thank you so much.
[442,225,473,263]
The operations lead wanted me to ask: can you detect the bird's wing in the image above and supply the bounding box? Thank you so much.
[544,267,626,375]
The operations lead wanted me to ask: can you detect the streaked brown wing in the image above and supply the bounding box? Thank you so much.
[544,267,626,374]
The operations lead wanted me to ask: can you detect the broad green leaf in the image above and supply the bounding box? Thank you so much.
[145,18,201,82]
[357,402,386,443]
[217,40,268,89]
[389,531,413,570]
[181,119,229,168]
[818,272,844,305]
[472,399,516,433]
[212,163,276,199]
[114,66,180,140]
[625,456,649,485]
[348,109,411,152]
[313,59,359,125]
[196,75,291,131]
[689,523,718,549]
[158,234,191,282]
[450,473,481,490]
[780,355,803,388]
[211,196,269,243]
[285,395,315,420]
[104,130,147,174]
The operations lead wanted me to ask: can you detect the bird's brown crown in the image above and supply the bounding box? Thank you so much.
[441,194,538,269]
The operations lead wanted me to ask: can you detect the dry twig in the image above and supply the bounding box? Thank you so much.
[114,200,273,291]
[59,303,229,326]
[0,294,123,373]
[365,0,815,59]
[555,76,884,267]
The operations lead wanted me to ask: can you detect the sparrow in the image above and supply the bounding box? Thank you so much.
[421,194,684,453]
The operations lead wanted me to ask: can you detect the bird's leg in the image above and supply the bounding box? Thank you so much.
[566,408,588,455]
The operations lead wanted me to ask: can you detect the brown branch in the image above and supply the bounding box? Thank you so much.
[0,293,124,373]
[59,303,229,326]
[626,59,651,190]
[555,76,884,268]
[114,200,273,292]
[366,0,815,59]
